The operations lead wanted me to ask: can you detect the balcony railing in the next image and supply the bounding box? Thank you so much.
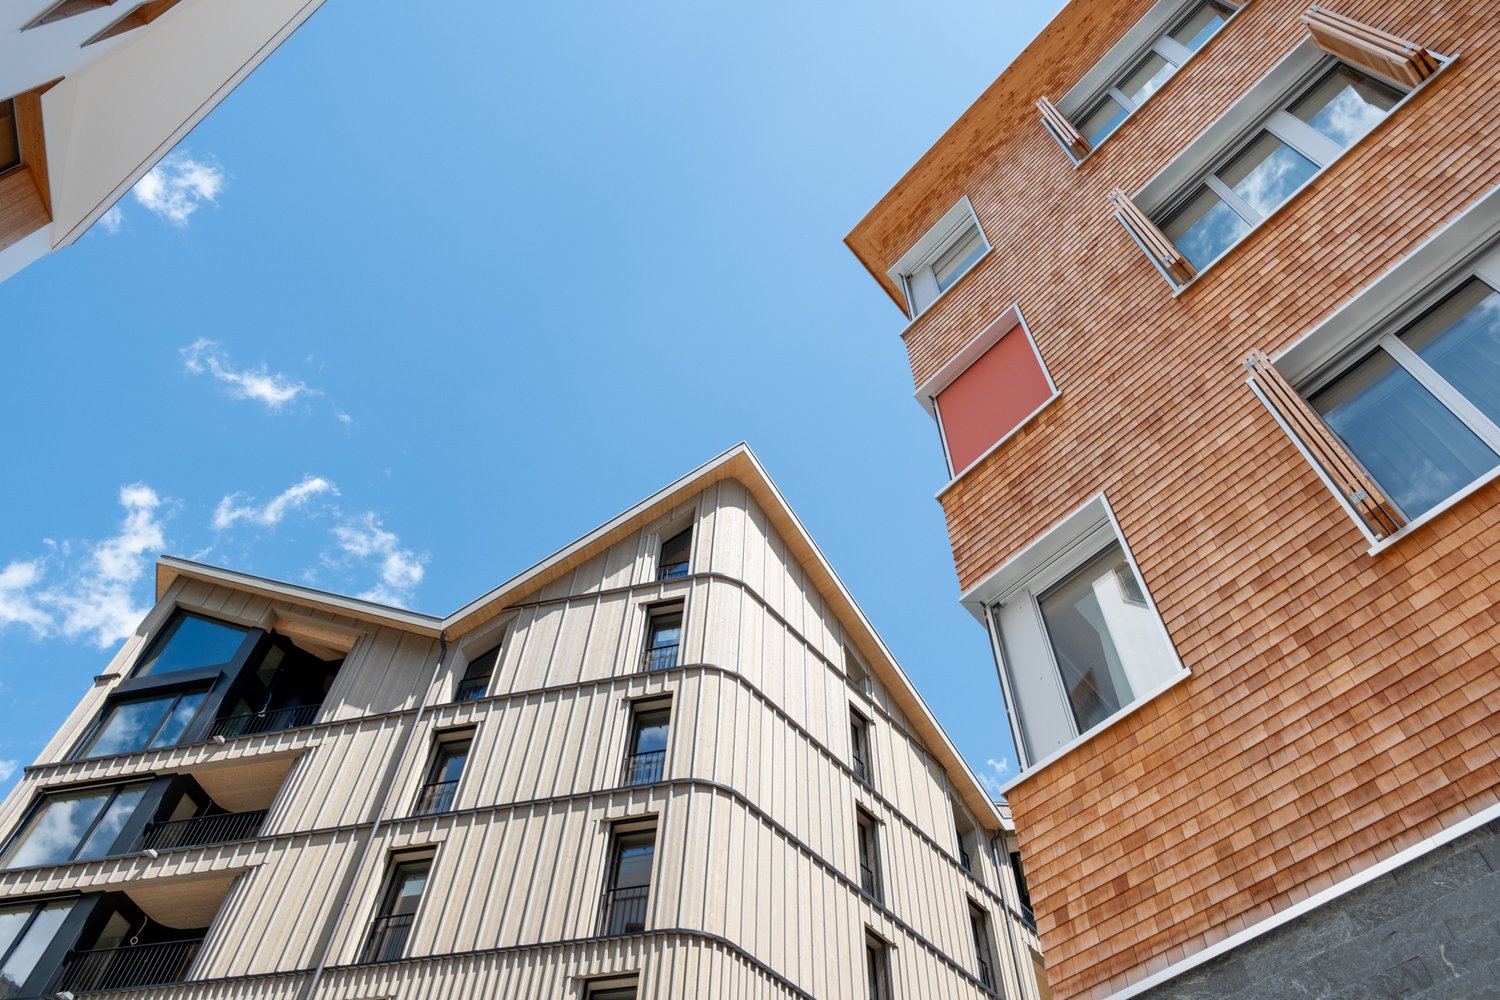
[851,750,869,783]
[141,809,268,851]
[360,912,415,964]
[1020,901,1036,930]
[959,845,972,872]
[621,750,665,786]
[55,937,203,993]
[641,644,678,673]
[413,779,458,816]
[860,863,881,902]
[455,675,490,702]
[207,704,320,740]
[978,955,994,991]
[598,885,649,937]
[657,560,689,581]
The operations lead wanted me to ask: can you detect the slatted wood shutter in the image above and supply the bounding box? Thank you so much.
[1301,6,1441,89]
[1109,189,1195,287]
[1245,350,1405,540]
[1038,98,1090,162]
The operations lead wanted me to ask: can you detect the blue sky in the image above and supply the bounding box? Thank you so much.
[0,0,1062,798]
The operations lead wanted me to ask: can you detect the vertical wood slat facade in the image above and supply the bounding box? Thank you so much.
[0,458,1046,999]
[845,0,1500,997]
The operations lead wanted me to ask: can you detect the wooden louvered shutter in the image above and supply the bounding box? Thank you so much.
[1038,97,1090,162]
[1245,350,1405,540]
[1109,189,1196,287]
[1301,6,1441,89]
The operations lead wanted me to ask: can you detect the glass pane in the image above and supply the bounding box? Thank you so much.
[137,613,249,676]
[76,784,149,861]
[388,861,430,915]
[1400,279,1500,430]
[1162,186,1250,271]
[1079,95,1128,146]
[1312,348,1499,518]
[81,695,176,758]
[932,224,985,293]
[1121,52,1174,105]
[612,831,655,888]
[432,742,469,783]
[1038,543,1177,735]
[0,906,34,973]
[648,616,681,649]
[0,100,18,175]
[1218,131,1318,219]
[632,710,671,753]
[1289,65,1401,149]
[1169,0,1231,52]
[0,901,72,995]
[150,691,206,749]
[2,786,115,867]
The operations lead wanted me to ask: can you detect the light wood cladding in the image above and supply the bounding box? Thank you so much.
[1302,5,1440,88]
[85,0,186,45]
[24,0,119,29]
[1039,97,1090,160]
[1109,188,1195,285]
[848,0,1500,997]
[0,81,56,252]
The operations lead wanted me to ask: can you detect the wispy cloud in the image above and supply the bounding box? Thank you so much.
[331,514,426,607]
[132,152,225,227]
[0,486,169,649]
[976,757,1013,799]
[0,760,17,784]
[98,205,124,235]
[212,476,339,531]
[182,339,309,411]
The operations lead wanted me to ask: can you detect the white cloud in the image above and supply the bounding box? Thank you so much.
[335,410,354,428]
[0,760,17,784]
[98,205,124,235]
[182,338,309,411]
[132,152,225,227]
[213,475,338,531]
[331,514,426,607]
[976,757,1013,799]
[0,486,169,650]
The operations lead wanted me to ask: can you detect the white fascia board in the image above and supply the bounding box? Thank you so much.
[0,228,52,284]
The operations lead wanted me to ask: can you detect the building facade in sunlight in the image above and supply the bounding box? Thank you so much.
[0,446,1045,1000]
[0,0,328,283]
[847,1,1500,998]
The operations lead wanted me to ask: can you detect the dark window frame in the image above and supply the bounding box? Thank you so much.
[856,808,882,904]
[656,526,692,581]
[360,853,433,964]
[0,780,152,869]
[850,708,873,785]
[622,699,671,787]
[640,603,683,673]
[599,819,657,937]
[413,728,473,816]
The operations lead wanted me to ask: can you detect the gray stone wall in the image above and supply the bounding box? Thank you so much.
[1137,818,1500,1000]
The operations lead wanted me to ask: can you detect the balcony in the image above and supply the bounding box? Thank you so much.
[55,936,204,993]
[412,779,458,816]
[360,912,414,964]
[621,750,665,786]
[657,560,688,581]
[207,704,320,740]
[640,644,678,673]
[454,675,490,702]
[140,809,268,852]
[598,886,649,937]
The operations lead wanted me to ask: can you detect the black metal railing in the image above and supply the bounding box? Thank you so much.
[978,956,994,991]
[207,704,320,740]
[852,750,869,783]
[455,675,490,702]
[598,886,649,937]
[657,561,689,581]
[959,845,972,872]
[413,779,458,816]
[141,809,268,851]
[360,912,415,964]
[860,863,881,902]
[621,750,665,786]
[1020,901,1036,930]
[641,644,678,672]
[55,937,203,993]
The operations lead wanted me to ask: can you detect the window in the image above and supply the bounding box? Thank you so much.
[657,527,692,581]
[361,856,430,963]
[134,612,253,677]
[888,199,988,317]
[456,642,500,702]
[856,809,882,903]
[0,100,18,176]
[1,781,151,869]
[640,605,682,672]
[1157,62,1402,272]
[1078,0,1237,147]
[585,980,638,1000]
[952,805,975,874]
[1009,849,1035,928]
[599,824,655,936]
[972,496,1185,769]
[849,709,872,785]
[971,904,997,991]
[844,644,872,695]
[0,899,75,995]
[865,933,891,1000]
[414,731,471,815]
[622,703,670,786]
[74,688,208,759]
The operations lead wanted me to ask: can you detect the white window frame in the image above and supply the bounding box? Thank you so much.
[960,494,1189,787]
[1131,38,1450,291]
[1059,0,1248,160]
[887,197,989,319]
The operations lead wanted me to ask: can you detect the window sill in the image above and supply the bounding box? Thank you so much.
[895,246,994,338]
[994,668,1192,796]
[1367,462,1500,556]
[935,390,1063,500]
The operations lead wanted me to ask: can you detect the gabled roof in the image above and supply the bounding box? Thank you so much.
[156,443,1006,827]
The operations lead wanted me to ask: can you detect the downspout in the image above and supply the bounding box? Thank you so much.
[297,630,450,1000]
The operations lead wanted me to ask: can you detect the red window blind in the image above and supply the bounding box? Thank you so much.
[936,318,1053,474]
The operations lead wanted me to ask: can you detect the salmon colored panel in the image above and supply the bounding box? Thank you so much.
[937,320,1053,473]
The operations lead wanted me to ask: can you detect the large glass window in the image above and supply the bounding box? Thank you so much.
[641,606,682,672]
[75,689,207,759]
[657,527,692,581]
[856,809,882,903]
[455,642,500,702]
[891,200,990,317]
[2,782,151,869]
[623,705,670,786]
[1159,63,1403,271]
[361,856,430,963]
[600,826,655,936]
[0,900,74,996]
[1308,278,1500,519]
[414,733,470,816]
[135,612,251,677]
